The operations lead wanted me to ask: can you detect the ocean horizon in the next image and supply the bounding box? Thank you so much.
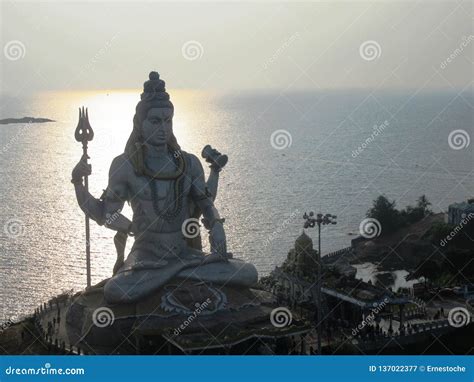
[0,88,472,321]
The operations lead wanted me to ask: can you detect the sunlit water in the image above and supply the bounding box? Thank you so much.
[0,89,472,321]
[353,263,423,291]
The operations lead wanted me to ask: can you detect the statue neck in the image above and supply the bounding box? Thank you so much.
[144,142,168,158]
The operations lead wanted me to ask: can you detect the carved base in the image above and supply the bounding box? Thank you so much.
[65,279,310,354]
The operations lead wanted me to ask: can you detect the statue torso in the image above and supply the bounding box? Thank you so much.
[112,152,194,234]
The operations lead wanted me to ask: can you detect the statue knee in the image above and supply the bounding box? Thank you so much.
[104,277,137,305]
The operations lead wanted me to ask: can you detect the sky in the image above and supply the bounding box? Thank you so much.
[1,0,473,93]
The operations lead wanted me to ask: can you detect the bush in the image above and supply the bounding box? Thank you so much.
[426,222,454,244]
[367,195,433,235]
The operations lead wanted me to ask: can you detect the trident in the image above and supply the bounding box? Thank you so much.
[75,107,94,287]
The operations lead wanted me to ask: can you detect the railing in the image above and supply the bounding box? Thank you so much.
[33,297,83,355]
[323,247,353,261]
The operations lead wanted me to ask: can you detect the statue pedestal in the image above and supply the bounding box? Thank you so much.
[65,279,310,354]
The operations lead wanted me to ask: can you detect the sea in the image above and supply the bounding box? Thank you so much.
[0,88,472,321]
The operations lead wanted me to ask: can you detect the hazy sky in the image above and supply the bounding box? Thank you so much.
[1,1,472,93]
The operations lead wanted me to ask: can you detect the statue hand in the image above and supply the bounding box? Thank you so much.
[209,221,228,259]
[71,155,91,184]
[202,145,228,171]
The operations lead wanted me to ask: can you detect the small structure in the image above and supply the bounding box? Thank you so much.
[283,232,319,280]
[263,234,413,341]
[448,200,474,225]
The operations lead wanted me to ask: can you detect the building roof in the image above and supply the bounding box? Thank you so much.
[295,231,313,251]
[449,201,474,213]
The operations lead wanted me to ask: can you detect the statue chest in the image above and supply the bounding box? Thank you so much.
[130,175,191,202]
[129,174,192,226]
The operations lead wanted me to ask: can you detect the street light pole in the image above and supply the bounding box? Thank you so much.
[303,212,337,355]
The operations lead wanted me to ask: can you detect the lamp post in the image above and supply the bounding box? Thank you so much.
[303,212,337,355]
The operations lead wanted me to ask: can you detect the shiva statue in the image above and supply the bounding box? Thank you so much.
[71,71,257,305]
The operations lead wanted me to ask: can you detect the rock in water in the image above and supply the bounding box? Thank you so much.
[0,117,55,124]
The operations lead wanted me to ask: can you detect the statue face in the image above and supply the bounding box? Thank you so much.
[142,107,173,146]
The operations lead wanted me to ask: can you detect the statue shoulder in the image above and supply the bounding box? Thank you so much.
[182,152,204,175]
[109,153,134,178]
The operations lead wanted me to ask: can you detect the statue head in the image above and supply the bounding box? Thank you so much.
[141,107,174,147]
[125,72,181,173]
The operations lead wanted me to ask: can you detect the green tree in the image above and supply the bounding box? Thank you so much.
[366,195,402,235]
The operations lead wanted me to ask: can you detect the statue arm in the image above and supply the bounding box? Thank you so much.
[73,182,105,224]
[72,156,106,224]
[206,168,220,201]
[72,155,132,233]
[189,155,223,227]
[101,156,133,233]
[189,155,227,255]
[202,145,228,201]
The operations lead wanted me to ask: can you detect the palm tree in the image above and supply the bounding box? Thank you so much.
[417,195,432,216]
